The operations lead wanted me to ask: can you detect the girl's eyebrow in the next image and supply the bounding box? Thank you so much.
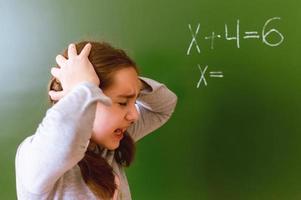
[117,91,141,99]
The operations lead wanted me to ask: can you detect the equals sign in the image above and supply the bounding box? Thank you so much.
[209,71,224,78]
[243,31,260,39]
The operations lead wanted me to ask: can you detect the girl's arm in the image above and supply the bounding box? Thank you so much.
[127,76,178,142]
[15,82,111,195]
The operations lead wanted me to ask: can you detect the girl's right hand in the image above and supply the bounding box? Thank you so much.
[49,43,100,101]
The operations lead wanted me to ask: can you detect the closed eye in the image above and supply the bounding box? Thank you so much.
[119,102,128,106]
[118,100,138,107]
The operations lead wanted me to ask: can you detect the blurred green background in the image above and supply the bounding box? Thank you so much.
[1,0,301,199]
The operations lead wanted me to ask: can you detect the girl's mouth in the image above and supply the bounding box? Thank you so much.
[113,128,125,139]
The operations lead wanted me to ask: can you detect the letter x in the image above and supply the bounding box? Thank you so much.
[197,64,208,88]
[187,23,201,55]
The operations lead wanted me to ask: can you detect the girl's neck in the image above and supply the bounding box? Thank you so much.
[87,140,105,153]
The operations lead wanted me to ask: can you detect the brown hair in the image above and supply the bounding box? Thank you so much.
[47,41,137,199]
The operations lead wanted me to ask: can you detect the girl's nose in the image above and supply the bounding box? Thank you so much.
[125,104,139,123]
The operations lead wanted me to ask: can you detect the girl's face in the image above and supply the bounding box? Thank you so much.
[91,67,141,150]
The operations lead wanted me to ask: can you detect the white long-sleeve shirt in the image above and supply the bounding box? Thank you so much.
[15,77,177,200]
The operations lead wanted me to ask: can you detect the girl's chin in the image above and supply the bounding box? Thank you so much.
[105,141,121,150]
[89,140,120,151]
[106,145,119,150]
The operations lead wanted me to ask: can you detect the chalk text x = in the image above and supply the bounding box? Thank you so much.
[197,65,224,88]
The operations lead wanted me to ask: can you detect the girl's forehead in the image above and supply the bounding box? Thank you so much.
[105,68,140,97]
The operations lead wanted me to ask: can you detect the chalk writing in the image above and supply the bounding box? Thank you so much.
[187,17,284,54]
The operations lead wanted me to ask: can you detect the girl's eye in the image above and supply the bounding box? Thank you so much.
[119,102,128,106]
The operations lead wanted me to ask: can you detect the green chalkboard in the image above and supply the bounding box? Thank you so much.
[1,0,301,199]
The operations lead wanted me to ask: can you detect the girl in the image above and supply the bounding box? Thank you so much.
[15,41,177,200]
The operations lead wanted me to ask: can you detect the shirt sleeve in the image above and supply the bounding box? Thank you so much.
[127,77,178,142]
[15,82,112,195]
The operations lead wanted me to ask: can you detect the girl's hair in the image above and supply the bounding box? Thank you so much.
[47,41,137,199]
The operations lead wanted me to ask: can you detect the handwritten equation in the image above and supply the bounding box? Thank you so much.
[187,17,284,54]
[186,17,284,87]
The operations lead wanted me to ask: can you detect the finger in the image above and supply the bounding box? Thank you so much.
[48,90,65,101]
[56,55,67,68]
[51,67,61,79]
[79,43,92,58]
[68,43,77,59]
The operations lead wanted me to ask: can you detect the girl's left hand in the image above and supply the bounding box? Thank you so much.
[49,43,100,101]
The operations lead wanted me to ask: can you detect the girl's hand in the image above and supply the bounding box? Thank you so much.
[49,43,100,101]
